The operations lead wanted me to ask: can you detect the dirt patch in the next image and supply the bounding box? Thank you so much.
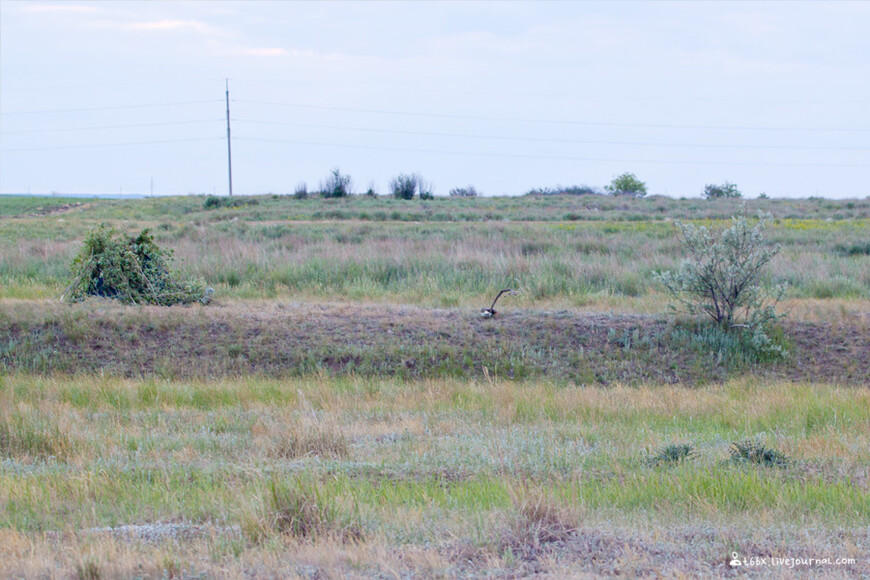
[1,301,868,385]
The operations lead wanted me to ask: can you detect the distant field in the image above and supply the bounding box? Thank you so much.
[0,195,92,217]
[0,193,868,578]
[1,194,868,306]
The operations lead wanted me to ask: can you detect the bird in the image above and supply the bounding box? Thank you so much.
[480,288,514,318]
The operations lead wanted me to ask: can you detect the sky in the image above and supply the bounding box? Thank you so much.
[1,0,869,198]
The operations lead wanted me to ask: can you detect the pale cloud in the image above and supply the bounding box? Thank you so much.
[230,47,289,57]
[23,4,97,13]
[123,19,215,33]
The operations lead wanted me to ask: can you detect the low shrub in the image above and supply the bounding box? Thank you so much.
[729,439,790,468]
[449,186,480,197]
[654,205,786,356]
[703,182,742,199]
[62,225,212,306]
[647,443,698,466]
[203,196,258,209]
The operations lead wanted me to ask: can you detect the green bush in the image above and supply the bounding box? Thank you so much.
[62,225,212,306]
[605,172,647,197]
[655,205,785,356]
[703,182,742,199]
[320,168,352,198]
[390,173,419,200]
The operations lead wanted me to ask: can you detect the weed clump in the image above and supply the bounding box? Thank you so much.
[0,410,74,461]
[244,478,363,543]
[62,225,212,306]
[500,488,577,560]
[271,424,350,460]
[646,443,698,466]
[729,439,790,468]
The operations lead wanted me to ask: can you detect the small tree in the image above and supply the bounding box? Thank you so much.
[390,173,418,199]
[703,182,742,199]
[654,206,785,348]
[320,168,352,198]
[605,172,647,197]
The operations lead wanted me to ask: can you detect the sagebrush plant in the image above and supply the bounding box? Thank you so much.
[62,225,212,306]
[655,205,786,357]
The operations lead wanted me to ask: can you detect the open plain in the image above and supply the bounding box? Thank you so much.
[1,193,868,578]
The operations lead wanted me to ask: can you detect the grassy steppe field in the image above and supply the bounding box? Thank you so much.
[1,193,868,578]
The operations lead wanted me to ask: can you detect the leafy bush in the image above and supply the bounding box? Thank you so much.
[293,182,308,199]
[654,206,785,354]
[320,167,352,198]
[449,186,479,197]
[703,182,742,199]
[390,173,419,199]
[605,172,647,197]
[62,225,212,306]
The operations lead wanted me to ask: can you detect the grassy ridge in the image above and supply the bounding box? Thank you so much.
[2,301,868,385]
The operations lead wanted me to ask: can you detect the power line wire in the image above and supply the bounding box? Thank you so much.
[0,100,223,116]
[233,99,870,133]
[0,119,224,135]
[1,137,224,152]
[235,136,870,168]
[233,118,870,152]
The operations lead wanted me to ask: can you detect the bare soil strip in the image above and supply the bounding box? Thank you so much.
[2,301,867,384]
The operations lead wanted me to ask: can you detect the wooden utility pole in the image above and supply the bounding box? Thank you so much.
[226,79,233,196]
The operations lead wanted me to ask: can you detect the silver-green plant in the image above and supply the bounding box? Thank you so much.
[655,205,786,354]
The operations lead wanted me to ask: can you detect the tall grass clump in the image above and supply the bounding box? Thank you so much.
[500,487,578,560]
[243,478,363,543]
[270,423,349,460]
[0,408,74,460]
[655,205,786,359]
[61,225,212,306]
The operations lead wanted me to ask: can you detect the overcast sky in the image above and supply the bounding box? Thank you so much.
[1,0,868,198]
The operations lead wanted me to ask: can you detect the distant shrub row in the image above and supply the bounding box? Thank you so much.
[206,168,752,200]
